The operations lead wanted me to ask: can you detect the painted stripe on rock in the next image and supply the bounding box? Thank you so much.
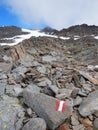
[56,100,67,112]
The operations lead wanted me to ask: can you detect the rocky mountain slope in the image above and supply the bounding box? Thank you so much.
[0,25,98,130]
[42,24,98,36]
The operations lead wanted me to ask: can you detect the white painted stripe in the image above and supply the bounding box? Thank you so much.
[58,101,64,112]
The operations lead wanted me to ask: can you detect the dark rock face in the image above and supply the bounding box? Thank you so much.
[42,24,98,37]
[0,26,28,39]
[41,27,57,35]
[54,24,98,37]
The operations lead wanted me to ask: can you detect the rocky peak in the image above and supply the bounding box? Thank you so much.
[0,26,28,39]
[42,24,98,37]
[41,27,57,35]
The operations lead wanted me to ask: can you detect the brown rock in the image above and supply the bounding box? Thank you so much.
[82,118,93,127]
[57,124,70,130]
[85,126,93,130]
[13,44,25,60]
[79,71,98,85]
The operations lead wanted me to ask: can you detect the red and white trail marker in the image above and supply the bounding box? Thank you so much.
[55,100,67,113]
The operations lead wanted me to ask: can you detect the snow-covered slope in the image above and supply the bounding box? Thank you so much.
[1,27,98,46]
[0,29,70,46]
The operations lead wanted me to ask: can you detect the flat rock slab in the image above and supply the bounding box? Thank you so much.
[22,90,73,130]
[78,90,98,117]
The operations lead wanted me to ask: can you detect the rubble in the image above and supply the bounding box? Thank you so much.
[0,25,98,130]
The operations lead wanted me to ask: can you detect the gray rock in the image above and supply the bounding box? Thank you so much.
[41,87,54,96]
[48,85,59,95]
[20,54,34,67]
[27,108,33,116]
[78,90,98,117]
[22,118,46,130]
[0,95,24,130]
[27,84,41,93]
[12,66,27,77]
[3,55,12,63]
[22,89,72,130]
[37,65,46,74]
[42,55,57,62]
[80,77,86,84]
[0,62,12,73]
[94,65,98,71]
[0,74,7,79]
[0,68,3,73]
[5,84,23,97]
[17,111,25,118]
[56,92,72,99]
[12,66,27,74]
[65,83,75,89]
[82,84,92,92]
[72,124,85,130]
[71,88,79,98]
[58,88,73,97]
[73,96,82,106]
[71,116,79,126]
[35,77,51,87]
[78,88,88,96]
[0,83,6,95]
[94,118,98,128]
[15,118,23,130]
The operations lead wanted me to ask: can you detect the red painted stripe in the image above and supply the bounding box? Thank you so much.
[55,100,60,111]
[62,102,67,113]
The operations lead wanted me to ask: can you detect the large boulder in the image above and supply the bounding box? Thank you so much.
[22,89,73,130]
[78,90,98,117]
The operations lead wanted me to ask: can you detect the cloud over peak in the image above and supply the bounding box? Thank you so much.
[4,0,98,29]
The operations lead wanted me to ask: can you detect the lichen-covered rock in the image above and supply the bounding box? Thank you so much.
[0,95,24,130]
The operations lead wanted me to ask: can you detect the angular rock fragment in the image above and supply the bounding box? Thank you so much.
[71,116,79,126]
[78,90,98,117]
[5,84,23,97]
[22,89,73,130]
[48,84,59,95]
[72,124,85,130]
[0,83,6,95]
[93,118,98,129]
[79,71,98,85]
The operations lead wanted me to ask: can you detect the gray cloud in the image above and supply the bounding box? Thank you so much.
[4,0,98,29]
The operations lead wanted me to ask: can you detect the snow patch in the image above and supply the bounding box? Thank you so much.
[0,28,72,46]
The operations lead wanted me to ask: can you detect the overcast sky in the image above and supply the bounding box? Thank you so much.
[1,0,98,29]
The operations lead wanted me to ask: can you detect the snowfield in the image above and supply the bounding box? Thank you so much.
[0,29,70,46]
